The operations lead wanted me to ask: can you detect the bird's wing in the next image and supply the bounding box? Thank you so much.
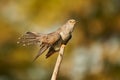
[46,34,72,58]
[46,47,56,58]
[33,32,62,61]
[46,32,61,44]
[33,43,49,62]
[45,32,62,58]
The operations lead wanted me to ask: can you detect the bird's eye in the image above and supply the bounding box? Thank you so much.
[68,19,76,23]
[70,20,73,23]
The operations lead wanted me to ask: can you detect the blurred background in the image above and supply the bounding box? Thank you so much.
[0,0,120,80]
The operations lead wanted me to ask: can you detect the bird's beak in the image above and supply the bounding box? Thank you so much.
[75,21,79,24]
[76,21,79,23]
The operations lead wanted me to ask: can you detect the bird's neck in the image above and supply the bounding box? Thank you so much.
[65,23,75,34]
[56,23,75,34]
[56,23,74,40]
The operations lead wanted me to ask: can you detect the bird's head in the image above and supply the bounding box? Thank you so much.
[64,19,77,33]
[67,19,77,26]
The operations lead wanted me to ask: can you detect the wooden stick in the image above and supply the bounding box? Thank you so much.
[51,44,66,80]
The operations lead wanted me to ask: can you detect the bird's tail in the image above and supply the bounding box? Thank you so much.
[17,31,42,46]
[17,32,50,62]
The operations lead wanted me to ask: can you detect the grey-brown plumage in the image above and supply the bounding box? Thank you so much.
[17,19,77,61]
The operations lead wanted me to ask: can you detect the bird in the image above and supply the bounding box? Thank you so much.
[17,19,77,61]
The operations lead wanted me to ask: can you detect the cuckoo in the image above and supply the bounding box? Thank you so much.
[17,19,77,61]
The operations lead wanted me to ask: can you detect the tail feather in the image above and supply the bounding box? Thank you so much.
[17,32,41,45]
